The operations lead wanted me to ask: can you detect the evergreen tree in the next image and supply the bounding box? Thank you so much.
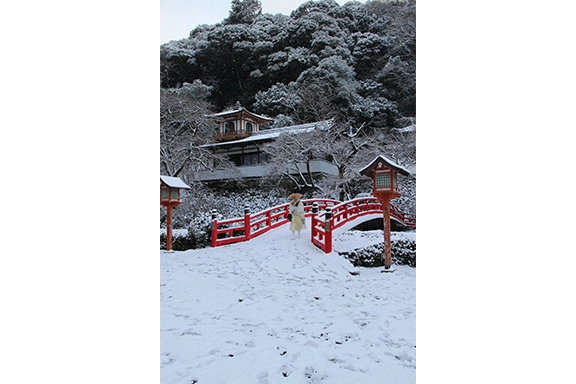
[226,0,262,25]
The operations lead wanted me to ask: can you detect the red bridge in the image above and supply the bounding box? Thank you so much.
[211,197,415,253]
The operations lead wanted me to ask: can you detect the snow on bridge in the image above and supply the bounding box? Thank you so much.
[211,198,415,253]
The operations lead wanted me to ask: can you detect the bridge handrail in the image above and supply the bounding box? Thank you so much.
[311,198,415,227]
[211,199,340,247]
[311,197,385,253]
[211,197,414,248]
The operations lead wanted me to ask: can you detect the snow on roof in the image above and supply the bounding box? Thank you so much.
[160,175,191,189]
[359,155,411,176]
[209,108,273,122]
[203,119,334,148]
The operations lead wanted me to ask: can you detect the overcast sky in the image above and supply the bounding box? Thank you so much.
[160,0,366,44]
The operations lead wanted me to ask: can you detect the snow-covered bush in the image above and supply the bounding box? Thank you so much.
[186,211,214,249]
[391,239,416,267]
[338,239,416,268]
[160,232,196,251]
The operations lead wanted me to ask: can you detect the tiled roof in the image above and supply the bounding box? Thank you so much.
[203,120,333,148]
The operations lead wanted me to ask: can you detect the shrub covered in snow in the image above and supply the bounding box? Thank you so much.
[160,232,196,251]
[338,239,416,268]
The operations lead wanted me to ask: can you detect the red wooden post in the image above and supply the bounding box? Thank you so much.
[211,209,218,248]
[310,203,318,244]
[166,205,173,251]
[324,208,333,253]
[244,204,251,241]
[380,195,392,269]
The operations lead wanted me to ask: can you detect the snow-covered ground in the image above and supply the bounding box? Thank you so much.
[161,222,416,383]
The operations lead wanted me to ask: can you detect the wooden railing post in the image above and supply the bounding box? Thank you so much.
[211,209,218,247]
[244,204,251,241]
[310,202,319,244]
[324,208,333,253]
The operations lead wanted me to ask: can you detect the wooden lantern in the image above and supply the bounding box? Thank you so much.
[359,155,411,270]
[360,156,409,199]
[161,176,190,207]
[160,175,191,251]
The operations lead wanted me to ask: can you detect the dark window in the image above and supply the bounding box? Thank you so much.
[246,122,253,133]
[229,154,242,166]
[225,122,235,133]
[242,153,265,166]
[242,153,256,166]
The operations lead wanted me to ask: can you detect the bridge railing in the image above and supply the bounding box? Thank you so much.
[211,199,340,247]
[311,197,384,253]
[211,197,415,249]
[331,198,383,231]
[390,205,417,227]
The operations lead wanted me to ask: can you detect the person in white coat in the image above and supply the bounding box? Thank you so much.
[288,193,305,239]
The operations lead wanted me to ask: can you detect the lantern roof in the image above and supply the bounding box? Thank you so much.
[359,155,411,177]
[160,175,191,189]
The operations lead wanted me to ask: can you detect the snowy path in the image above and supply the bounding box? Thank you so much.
[160,223,415,384]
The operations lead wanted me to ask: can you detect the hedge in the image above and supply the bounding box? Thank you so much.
[338,239,416,268]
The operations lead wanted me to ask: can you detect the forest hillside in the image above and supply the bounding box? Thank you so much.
[161,0,415,127]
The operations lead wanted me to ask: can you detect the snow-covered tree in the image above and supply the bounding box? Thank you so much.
[172,80,213,101]
[261,129,324,191]
[260,121,381,200]
[160,89,233,183]
[253,82,301,118]
[226,0,262,25]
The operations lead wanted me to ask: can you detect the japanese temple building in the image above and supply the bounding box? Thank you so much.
[193,103,338,182]
[211,102,274,142]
